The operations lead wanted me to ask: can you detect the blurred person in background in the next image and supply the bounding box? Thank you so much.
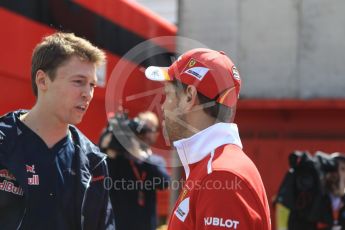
[99,111,170,230]
[316,153,345,230]
[0,32,114,229]
[276,152,345,230]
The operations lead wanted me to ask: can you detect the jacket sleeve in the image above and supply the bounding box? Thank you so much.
[83,159,116,230]
[146,155,170,190]
[194,171,270,230]
[0,122,10,162]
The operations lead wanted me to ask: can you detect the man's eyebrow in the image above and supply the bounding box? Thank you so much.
[71,75,87,79]
[71,75,97,84]
[72,75,96,81]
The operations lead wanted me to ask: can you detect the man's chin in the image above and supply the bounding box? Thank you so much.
[69,117,83,126]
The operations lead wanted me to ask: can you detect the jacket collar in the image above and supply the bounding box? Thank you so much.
[0,110,107,171]
[173,123,242,178]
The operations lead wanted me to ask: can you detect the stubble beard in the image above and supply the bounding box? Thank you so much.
[165,113,187,143]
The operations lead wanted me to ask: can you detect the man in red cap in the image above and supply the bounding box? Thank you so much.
[145,48,271,230]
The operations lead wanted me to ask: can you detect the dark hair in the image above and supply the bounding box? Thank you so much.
[31,32,105,96]
[172,81,234,122]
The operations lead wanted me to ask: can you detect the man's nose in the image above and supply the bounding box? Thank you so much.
[82,86,93,101]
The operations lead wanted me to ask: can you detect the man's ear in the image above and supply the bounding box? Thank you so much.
[35,70,49,92]
[182,85,198,111]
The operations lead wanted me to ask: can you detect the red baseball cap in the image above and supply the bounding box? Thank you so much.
[145,48,241,107]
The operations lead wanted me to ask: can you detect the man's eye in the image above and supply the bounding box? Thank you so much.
[73,80,83,84]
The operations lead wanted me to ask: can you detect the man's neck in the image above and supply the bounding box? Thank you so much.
[184,112,217,138]
[20,105,69,148]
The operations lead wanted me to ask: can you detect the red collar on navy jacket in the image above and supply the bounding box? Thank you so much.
[173,123,242,179]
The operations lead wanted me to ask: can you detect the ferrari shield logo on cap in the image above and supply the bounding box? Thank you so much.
[187,58,197,67]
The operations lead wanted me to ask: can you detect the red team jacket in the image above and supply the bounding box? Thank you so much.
[168,123,271,230]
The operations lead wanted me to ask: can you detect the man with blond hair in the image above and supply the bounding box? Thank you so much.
[0,32,115,229]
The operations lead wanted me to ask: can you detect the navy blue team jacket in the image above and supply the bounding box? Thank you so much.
[0,111,115,230]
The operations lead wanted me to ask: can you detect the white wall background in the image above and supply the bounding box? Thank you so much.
[135,0,177,24]
[178,0,345,99]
